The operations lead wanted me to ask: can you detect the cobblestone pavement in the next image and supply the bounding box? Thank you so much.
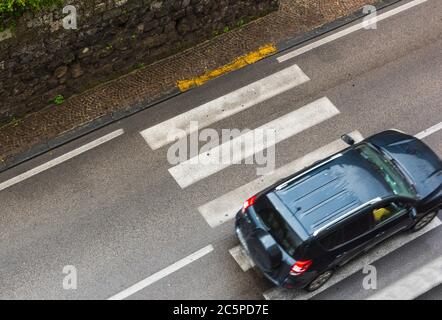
[0,0,380,167]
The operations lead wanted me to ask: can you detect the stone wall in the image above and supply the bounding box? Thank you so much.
[0,0,279,124]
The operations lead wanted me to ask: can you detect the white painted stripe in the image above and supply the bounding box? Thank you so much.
[277,0,428,63]
[108,245,214,300]
[263,217,441,300]
[169,97,340,189]
[140,65,310,150]
[367,255,442,300]
[415,122,442,140]
[199,131,363,228]
[229,246,256,272]
[0,129,125,192]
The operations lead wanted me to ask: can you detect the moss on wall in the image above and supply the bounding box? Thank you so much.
[0,0,64,29]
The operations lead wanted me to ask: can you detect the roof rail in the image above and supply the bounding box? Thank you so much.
[276,153,343,191]
[312,197,383,237]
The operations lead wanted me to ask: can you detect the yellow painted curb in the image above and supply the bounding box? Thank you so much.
[177,44,277,92]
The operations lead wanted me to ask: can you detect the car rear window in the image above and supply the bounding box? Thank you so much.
[254,196,303,257]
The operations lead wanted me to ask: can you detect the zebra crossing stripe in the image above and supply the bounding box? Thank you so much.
[140,64,310,150]
[169,97,340,189]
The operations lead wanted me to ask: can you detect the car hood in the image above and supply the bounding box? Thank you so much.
[368,131,442,198]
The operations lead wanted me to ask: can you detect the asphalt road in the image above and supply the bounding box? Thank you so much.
[0,0,441,300]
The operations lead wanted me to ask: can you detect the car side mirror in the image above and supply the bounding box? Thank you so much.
[341,134,356,146]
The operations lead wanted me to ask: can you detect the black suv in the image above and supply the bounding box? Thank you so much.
[235,130,442,292]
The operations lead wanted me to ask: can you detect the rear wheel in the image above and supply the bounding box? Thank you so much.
[305,270,334,292]
[412,210,439,232]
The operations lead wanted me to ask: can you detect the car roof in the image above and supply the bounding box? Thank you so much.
[273,148,393,236]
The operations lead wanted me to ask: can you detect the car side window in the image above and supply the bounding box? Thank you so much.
[319,211,374,250]
[372,201,407,225]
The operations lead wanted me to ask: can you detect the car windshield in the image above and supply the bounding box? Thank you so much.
[355,143,416,198]
[254,196,302,257]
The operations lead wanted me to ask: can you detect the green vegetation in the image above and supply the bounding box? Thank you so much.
[0,0,63,28]
[236,19,245,28]
[212,18,250,39]
[52,94,65,105]
[9,115,22,127]
[0,114,22,129]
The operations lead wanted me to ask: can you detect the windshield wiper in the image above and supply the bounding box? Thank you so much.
[387,157,417,195]
[367,143,418,196]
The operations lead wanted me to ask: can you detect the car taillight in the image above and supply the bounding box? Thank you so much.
[242,196,257,213]
[290,260,313,276]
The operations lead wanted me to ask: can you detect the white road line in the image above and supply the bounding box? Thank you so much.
[229,246,256,272]
[108,245,214,300]
[140,65,310,150]
[263,217,441,300]
[415,122,442,140]
[199,131,363,228]
[367,255,442,300]
[0,129,125,192]
[277,0,428,63]
[169,97,340,189]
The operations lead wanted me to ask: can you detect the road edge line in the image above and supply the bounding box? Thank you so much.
[107,245,214,300]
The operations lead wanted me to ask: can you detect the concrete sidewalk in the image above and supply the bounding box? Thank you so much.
[0,0,388,172]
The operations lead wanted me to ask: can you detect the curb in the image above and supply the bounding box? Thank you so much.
[0,0,402,174]
[276,0,402,53]
[177,44,278,92]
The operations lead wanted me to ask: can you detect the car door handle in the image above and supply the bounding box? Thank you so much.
[375,232,386,238]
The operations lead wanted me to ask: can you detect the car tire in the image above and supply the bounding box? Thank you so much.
[305,270,334,292]
[412,209,439,232]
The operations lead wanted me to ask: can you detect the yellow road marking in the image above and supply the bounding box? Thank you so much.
[177,44,277,92]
